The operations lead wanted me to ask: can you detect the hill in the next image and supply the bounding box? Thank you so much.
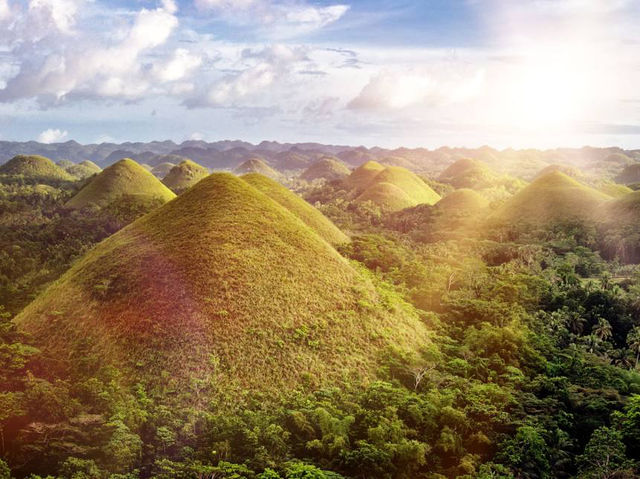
[615,163,640,185]
[490,171,610,228]
[356,182,416,211]
[162,159,209,194]
[234,158,280,179]
[66,158,176,209]
[438,158,496,188]
[596,181,633,198]
[241,173,349,245]
[435,188,490,213]
[343,161,386,192]
[535,164,585,180]
[151,162,176,178]
[301,158,351,182]
[15,173,429,406]
[0,155,75,183]
[65,160,102,179]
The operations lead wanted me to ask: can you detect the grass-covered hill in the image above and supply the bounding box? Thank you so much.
[535,164,586,180]
[65,160,102,179]
[436,187,490,213]
[356,182,416,211]
[489,171,611,229]
[343,160,386,192]
[162,159,209,194]
[353,165,442,211]
[241,173,349,245]
[596,181,633,198]
[0,155,75,184]
[15,173,429,407]
[596,191,640,262]
[66,158,176,209]
[438,158,496,188]
[300,157,351,182]
[234,158,280,179]
[151,161,176,178]
[615,163,640,185]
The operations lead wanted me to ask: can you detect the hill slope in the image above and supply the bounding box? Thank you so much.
[301,158,351,182]
[15,173,429,406]
[242,173,349,245]
[65,160,102,179]
[151,162,176,178]
[162,159,209,193]
[0,155,75,183]
[490,171,610,228]
[66,158,176,209]
[234,158,280,179]
[343,160,385,192]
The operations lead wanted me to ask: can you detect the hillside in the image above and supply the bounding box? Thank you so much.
[0,155,75,183]
[66,158,176,209]
[15,173,429,406]
[490,171,610,228]
[65,160,102,179]
[234,158,280,178]
[301,157,351,182]
[596,181,633,198]
[343,160,386,192]
[151,161,176,178]
[241,173,349,245]
[535,164,585,180]
[162,159,209,194]
[356,181,416,211]
[438,158,496,188]
[615,163,640,185]
[435,188,490,213]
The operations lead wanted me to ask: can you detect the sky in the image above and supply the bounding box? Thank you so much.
[0,0,639,148]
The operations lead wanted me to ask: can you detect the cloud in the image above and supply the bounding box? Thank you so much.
[194,0,349,37]
[0,0,11,21]
[348,67,484,111]
[0,0,181,104]
[38,128,68,143]
[151,48,202,82]
[185,44,308,108]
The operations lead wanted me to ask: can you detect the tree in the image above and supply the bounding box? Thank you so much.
[497,426,550,479]
[576,427,634,478]
[626,327,640,368]
[593,318,613,342]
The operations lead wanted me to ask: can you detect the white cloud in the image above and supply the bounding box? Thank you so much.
[348,66,484,111]
[0,0,10,21]
[0,0,181,104]
[151,48,202,82]
[195,0,349,37]
[185,44,308,108]
[38,128,68,143]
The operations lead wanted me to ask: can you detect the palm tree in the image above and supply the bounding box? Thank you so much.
[593,318,613,342]
[568,312,587,335]
[627,327,640,368]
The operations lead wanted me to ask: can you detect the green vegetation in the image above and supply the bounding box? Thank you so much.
[356,182,416,211]
[342,160,386,192]
[235,158,281,179]
[3,151,640,478]
[616,163,640,185]
[0,155,75,185]
[242,173,349,245]
[301,158,351,182]
[65,160,102,180]
[66,158,176,209]
[161,159,209,194]
[596,180,633,198]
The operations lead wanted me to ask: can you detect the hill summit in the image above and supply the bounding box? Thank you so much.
[162,159,209,193]
[66,158,176,209]
[16,173,429,406]
[490,171,610,228]
[0,155,75,183]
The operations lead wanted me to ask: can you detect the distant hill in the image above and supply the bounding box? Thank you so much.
[16,173,429,407]
[351,165,441,211]
[234,158,280,178]
[595,181,633,198]
[0,155,75,184]
[438,158,496,188]
[301,158,351,182]
[490,171,610,229]
[242,173,349,245]
[151,162,176,178]
[535,164,586,181]
[65,160,102,179]
[436,188,490,213]
[66,158,176,209]
[162,159,209,194]
[615,163,640,185]
[343,161,386,192]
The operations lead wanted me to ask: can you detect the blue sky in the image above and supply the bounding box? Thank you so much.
[0,0,639,148]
